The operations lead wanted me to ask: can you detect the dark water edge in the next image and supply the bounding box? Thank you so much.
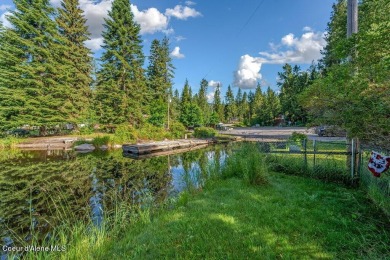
[0,144,234,252]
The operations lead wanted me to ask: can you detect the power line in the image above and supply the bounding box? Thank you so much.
[237,0,266,37]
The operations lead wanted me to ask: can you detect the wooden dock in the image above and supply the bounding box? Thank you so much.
[122,139,212,155]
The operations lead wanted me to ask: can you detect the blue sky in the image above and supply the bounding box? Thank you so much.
[1,0,335,100]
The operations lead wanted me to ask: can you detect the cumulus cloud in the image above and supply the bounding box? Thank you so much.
[166,5,202,20]
[257,29,326,64]
[6,1,201,52]
[234,55,262,89]
[234,28,326,88]
[131,4,168,34]
[170,46,185,59]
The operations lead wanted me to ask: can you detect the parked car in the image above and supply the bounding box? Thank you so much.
[316,125,346,137]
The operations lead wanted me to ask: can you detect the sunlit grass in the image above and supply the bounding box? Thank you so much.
[95,175,389,259]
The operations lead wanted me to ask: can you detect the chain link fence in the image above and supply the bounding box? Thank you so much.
[256,138,389,215]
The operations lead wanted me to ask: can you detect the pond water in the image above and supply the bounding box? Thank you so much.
[0,144,234,250]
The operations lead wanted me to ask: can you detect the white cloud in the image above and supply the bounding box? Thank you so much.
[185,1,196,6]
[303,26,312,32]
[0,5,11,11]
[281,33,295,46]
[165,5,202,20]
[175,36,186,42]
[0,11,12,28]
[234,28,326,89]
[162,28,175,35]
[131,4,168,34]
[84,38,104,51]
[234,55,262,89]
[208,80,221,88]
[170,46,185,59]
[257,29,326,64]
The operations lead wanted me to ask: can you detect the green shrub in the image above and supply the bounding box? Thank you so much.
[289,131,308,143]
[193,127,217,138]
[92,135,111,147]
[112,124,137,144]
[0,136,22,149]
[137,123,171,140]
[169,121,186,139]
[222,143,268,185]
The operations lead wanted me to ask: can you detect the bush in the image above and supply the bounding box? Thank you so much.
[222,143,268,185]
[112,124,137,144]
[169,121,186,139]
[137,123,171,141]
[289,132,308,143]
[193,127,217,138]
[92,135,111,147]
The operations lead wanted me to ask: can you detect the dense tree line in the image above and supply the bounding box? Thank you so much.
[4,0,383,137]
[300,0,389,148]
[0,0,175,134]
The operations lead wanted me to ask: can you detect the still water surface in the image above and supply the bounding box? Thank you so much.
[0,144,233,248]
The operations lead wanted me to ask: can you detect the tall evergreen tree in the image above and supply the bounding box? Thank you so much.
[180,80,192,106]
[241,92,250,125]
[235,88,243,120]
[196,79,210,125]
[262,87,281,125]
[278,64,310,124]
[94,0,146,126]
[224,85,236,122]
[213,84,224,122]
[0,0,71,133]
[147,37,175,126]
[56,0,93,122]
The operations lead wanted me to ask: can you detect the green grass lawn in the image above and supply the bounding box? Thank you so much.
[93,173,389,259]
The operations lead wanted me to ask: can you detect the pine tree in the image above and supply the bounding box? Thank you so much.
[147,37,175,126]
[263,87,280,125]
[213,84,224,123]
[56,0,93,123]
[241,92,250,125]
[95,0,146,126]
[180,80,192,106]
[0,0,72,133]
[224,85,236,122]
[235,88,243,120]
[252,84,264,124]
[196,79,210,125]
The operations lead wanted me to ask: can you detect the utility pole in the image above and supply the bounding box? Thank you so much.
[346,0,359,182]
[347,0,358,37]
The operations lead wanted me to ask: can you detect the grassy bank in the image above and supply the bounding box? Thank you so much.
[94,176,389,259]
[21,174,390,258]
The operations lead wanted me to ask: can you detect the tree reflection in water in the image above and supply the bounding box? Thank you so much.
[0,144,232,248]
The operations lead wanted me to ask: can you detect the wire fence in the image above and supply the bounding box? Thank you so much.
[256,138,390,215]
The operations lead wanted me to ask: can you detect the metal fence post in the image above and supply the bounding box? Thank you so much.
[303,138,307,170]
[351,138,355,179]
[313,140,317,168]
